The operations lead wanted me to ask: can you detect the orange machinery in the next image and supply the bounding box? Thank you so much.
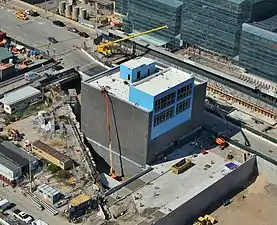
[215,137,228,150]
[101,87,121,181]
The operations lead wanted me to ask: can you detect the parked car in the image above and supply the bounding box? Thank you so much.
[53,20,65,27]
[13,209,33,224]
[54,199,68,208]
[68,27,79,33]
[48,37,58,44]
[78,32,89,38]
[25,10,39,16]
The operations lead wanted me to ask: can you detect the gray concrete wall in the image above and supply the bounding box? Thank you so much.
[81,81,150,175]
[155,156,257,225]
[256,156,277,185]
[147,81,207,164]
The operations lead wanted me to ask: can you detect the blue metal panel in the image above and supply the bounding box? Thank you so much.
[120,62,156,83]
[151,78,194,140]
[129,86,154,111]
[120,64,132,80]
[151,103,192,139]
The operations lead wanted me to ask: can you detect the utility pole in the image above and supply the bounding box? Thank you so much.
[29,155,32,192]
[45,0,47,18]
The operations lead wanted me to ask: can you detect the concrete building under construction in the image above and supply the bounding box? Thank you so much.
[81,57,207,176]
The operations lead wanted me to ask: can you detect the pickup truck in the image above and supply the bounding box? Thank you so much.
[13,209,33,224]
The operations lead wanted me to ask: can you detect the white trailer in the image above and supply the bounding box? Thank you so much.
[0,199,10,211]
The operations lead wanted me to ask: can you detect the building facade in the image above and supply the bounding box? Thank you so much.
[0,85,43,114]
[181,0,251,57]
[81,57,206,176]
[239,18,277,82]
[122,0,183,48]
[32,140,72,170]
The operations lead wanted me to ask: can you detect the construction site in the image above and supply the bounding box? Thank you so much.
[0,0,277,224]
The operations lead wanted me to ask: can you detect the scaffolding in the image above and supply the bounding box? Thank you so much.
[181,0,252,57]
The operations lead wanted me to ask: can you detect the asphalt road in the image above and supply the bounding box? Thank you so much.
[0,185,71,225]
[0,6,93,67]
[205,112,277,161]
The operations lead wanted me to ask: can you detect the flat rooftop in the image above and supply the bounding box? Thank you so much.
[88,58,194,103]
[133,67,193,96]
[107,139,251,224]
[0,85,41,106]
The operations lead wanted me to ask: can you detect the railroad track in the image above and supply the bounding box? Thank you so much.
[207,85,277,119]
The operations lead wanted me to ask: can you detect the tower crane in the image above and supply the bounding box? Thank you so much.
[96,25,168,56]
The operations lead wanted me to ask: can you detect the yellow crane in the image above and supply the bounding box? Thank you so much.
[96,25,168,56]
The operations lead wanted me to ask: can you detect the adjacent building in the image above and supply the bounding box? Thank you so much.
[239,16,277,82]
[0,141,39,185]
[0,48,13,63]
[82,57,207,176]
[122,0,183,48]
[0,64,15,81]
[181,0,252,57]
[68,194,96,220]
[37,184,62,204]
[32,140,72,170]
[0,85,44,114]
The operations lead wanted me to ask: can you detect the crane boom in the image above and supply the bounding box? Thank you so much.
[96,25,168,55]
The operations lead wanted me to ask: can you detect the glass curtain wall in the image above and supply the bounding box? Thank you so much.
[122,0,183,48]
[181,0,251,57]
[239,18,277,82]
[115,0,129,15]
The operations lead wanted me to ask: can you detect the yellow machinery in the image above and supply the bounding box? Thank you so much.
[193,215,217,225]
[171,158,193,175]
[16,11,28,20]
[96,25,168,56]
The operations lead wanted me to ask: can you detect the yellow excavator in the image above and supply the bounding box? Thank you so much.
[96,25,168,56]
[193,215,217,225]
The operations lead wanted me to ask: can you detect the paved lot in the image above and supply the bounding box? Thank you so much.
[0,185,71,225]
[0,6,93,67]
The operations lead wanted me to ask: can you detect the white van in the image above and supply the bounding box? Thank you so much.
[32,219,49,225]
[0,199,10,211]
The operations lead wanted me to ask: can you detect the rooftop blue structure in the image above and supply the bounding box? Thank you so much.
[89,57,195,139]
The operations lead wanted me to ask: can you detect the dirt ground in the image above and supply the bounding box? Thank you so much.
[212,176,277,225]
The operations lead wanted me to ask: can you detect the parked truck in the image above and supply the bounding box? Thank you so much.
[13,209,33,224]
[0,199,10,211]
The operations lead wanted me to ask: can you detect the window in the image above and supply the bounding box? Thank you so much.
[148,69,150,76]
[154,92,176,112]
[177,83,193,101]
[128,74,130,80]
[176,98,191,115]
[137,71,141,79]
[153,107,174,127]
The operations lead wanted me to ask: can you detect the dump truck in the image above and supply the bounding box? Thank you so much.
[16,11,28,20]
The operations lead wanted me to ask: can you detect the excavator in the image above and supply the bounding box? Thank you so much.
[193,215,217,225]
[96,25,168,57]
